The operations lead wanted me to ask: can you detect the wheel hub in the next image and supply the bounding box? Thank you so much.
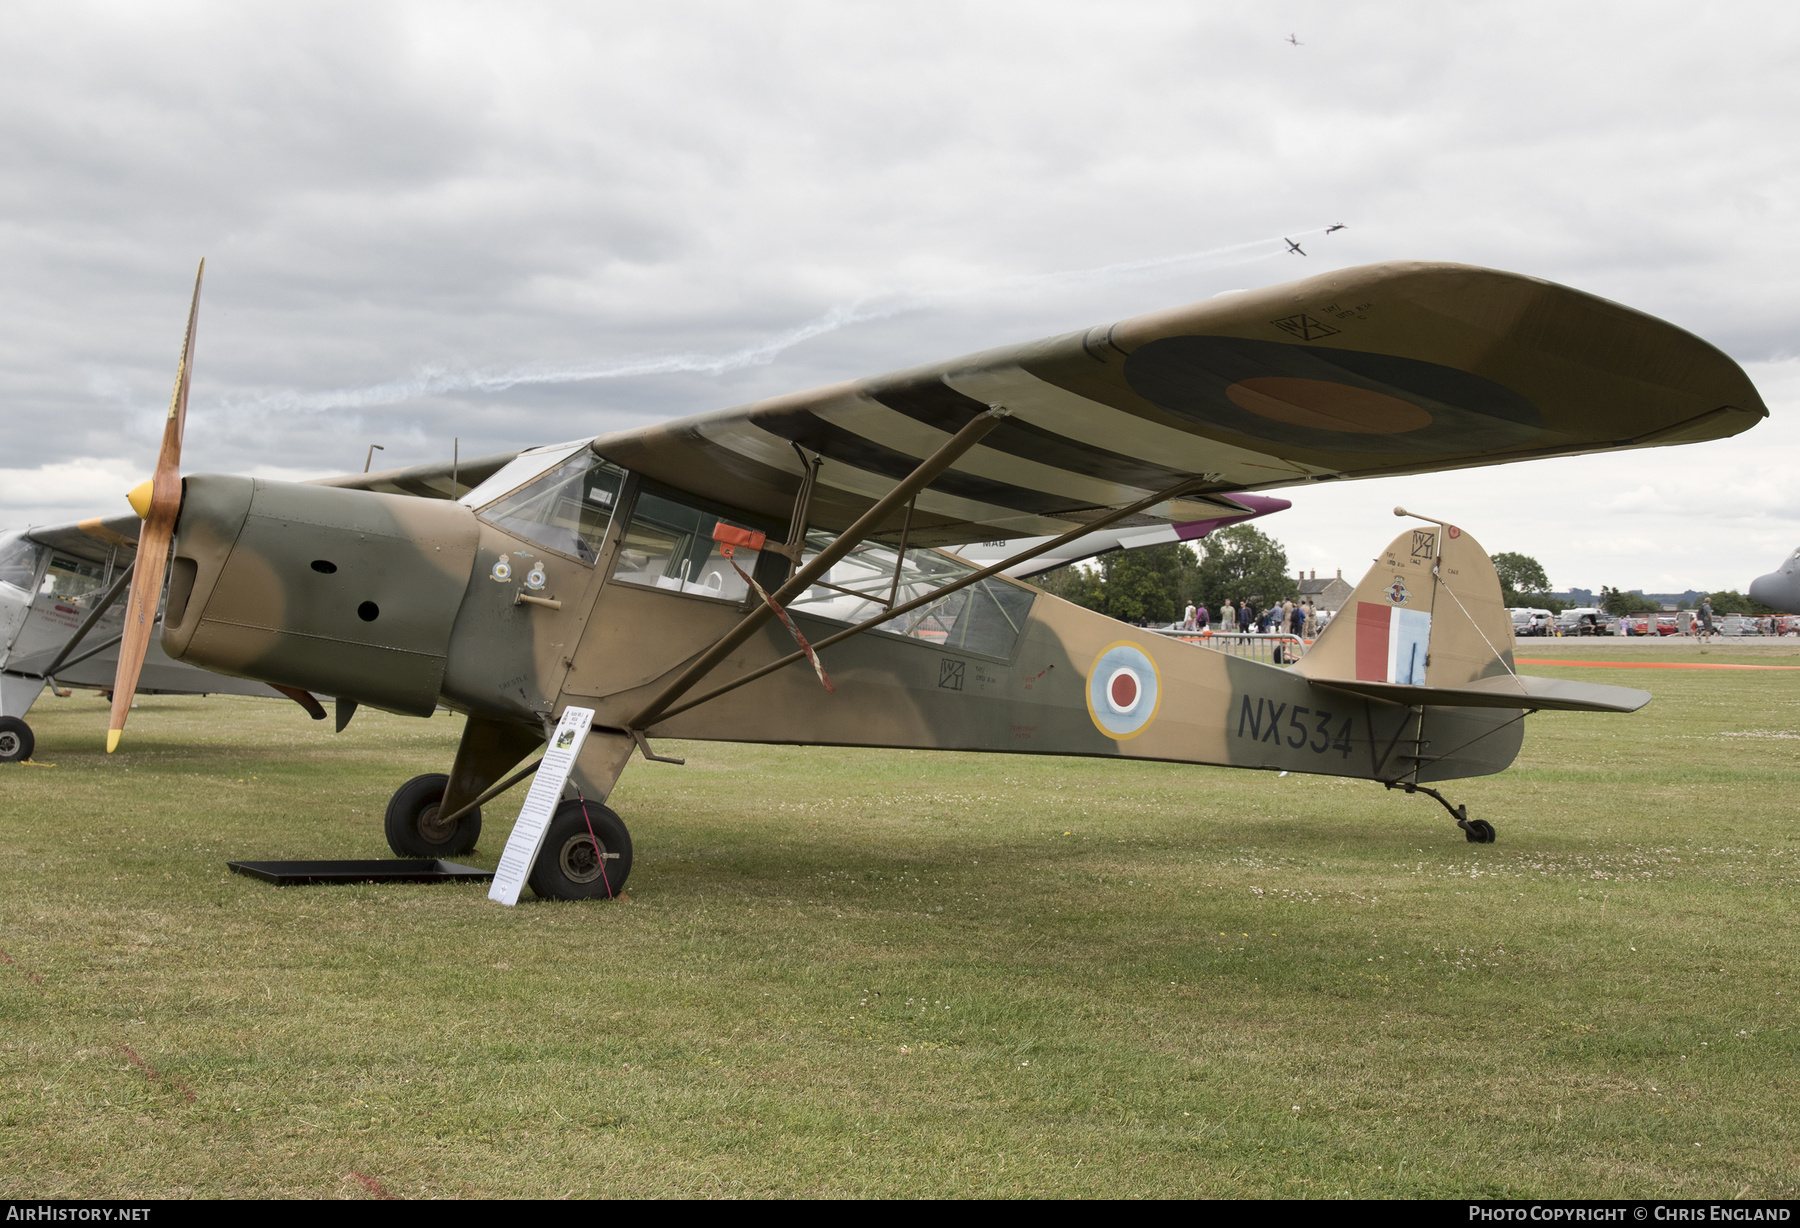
[416,801,456,844]
[0,733,18,757]
[559,833,607,884]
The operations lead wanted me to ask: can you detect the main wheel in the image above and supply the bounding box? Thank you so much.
[383,772,482,857]
[0,716,33,763]
[528,799,632,901]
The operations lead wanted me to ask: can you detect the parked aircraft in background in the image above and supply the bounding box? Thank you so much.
[1748,548,1800,613]
[0,445,518,763]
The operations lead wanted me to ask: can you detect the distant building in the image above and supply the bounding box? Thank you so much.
[1298,569,1354,614]
[1549,588,1703,610]
[1549,588,1596,607]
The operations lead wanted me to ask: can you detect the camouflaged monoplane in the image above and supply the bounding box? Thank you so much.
[97,259,1765,899]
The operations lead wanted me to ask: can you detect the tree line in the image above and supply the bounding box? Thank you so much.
[1482,553,1774,616]
[1033,524,1299,624]
[1034,537,1777,625]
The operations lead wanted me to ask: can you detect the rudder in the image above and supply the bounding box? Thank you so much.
[1295,517,1515,690]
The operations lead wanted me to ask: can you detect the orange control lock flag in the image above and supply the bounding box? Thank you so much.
[712,522,834,694]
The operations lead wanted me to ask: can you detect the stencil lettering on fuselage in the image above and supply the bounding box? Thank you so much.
[1235,696,1354,759]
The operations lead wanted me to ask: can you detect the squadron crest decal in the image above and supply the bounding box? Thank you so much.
[1085,642,1162,740]
[1387,577,1410,605]
[491,554,512,582]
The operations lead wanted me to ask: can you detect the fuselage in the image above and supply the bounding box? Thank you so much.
[158,447,1524,786]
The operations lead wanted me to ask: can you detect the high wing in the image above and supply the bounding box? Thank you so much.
[589,260,1765,549]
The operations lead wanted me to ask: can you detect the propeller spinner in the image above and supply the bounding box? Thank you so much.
[108,259,203,753]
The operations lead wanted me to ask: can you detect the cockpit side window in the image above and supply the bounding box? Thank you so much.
[476,453,625,565]
[0,535,43,593]
[612,490,771,604]
[40,554,105,601]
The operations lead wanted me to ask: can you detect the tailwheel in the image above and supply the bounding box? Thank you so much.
[1458,817,1497,844]
[383,772,482,857]
[0,716,33,763]
[528,798,632,901]
[1385,780,1494,844]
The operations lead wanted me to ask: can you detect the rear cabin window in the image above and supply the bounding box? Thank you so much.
[612,491,767,603]
[476,452,625,564]
[787,531,1036,660]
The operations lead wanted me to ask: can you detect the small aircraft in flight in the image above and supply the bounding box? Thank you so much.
[87,258,1764,899]
[1285,238,1306,256]
[1286,33,1302,46]
[1326,224,1347,234]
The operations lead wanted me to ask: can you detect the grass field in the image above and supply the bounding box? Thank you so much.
[2,644,1797,1198]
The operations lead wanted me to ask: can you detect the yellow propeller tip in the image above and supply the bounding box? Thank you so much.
[126,480,154,520]
[106,729,122,753]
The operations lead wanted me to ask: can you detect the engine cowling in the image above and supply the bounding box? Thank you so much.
[163,475,480,716]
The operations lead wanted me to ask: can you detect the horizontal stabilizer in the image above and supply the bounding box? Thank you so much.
[1316,673,1650,714]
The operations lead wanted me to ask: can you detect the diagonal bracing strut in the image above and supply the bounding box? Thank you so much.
[647,473,1214,726]
[625,406,1015,730]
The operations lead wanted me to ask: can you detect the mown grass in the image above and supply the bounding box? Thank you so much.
[1,647,1796,1198]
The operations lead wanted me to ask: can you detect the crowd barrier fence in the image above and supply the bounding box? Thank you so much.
[1147,627,1314,665]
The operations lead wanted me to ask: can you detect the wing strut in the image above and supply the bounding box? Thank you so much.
[765,443,823,574]
[647,473,1212,726]
[626,407,1014,730]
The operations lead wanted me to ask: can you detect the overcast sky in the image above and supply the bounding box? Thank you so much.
[2,1,1796,594]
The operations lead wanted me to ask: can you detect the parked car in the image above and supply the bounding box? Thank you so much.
[1716,614,1758,636]
[1510,607,1555,637]
[1556,607,1612,636]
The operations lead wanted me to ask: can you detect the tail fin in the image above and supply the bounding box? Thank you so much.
[1294,518,1647,714]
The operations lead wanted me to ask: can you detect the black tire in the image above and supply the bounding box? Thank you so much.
[0,716,33,763]
[1461,818,1496,844]
[528,799,632,901]
[383,772,481,857]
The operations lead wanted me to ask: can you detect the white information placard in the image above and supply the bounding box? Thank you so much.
[487,706,594,906]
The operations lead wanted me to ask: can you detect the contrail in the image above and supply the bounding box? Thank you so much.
[232,228,1334,413]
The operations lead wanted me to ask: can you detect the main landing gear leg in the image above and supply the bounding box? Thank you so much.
[1385,780,1495,843]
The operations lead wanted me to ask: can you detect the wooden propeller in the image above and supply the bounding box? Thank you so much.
[108,259,203,753]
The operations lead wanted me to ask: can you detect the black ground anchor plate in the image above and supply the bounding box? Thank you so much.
[227,859,494,886]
